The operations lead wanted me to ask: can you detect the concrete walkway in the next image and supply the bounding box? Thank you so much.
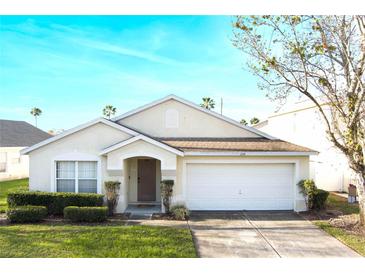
[188,211,361,258]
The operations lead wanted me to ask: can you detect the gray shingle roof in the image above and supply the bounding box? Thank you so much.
[158,137,317,153]
[0,119,52,147]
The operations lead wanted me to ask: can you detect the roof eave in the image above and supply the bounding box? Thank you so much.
[21,118,139,155]
[183,151,318,156]
[100,135,184,156]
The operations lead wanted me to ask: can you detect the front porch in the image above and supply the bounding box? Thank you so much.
[101,136,181,214]
[125,204,161,218]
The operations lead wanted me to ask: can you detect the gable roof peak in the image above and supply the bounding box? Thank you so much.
[21,117,139,155]
[112,94,277,140]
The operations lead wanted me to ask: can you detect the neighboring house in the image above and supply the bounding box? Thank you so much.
[22,95,316,213]
[0,119,51,181]
[254,99,354,192]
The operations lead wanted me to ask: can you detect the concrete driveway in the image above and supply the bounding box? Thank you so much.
[188,211,360,258]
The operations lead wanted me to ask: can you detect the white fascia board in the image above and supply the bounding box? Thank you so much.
[100,135,184,156]
[21,118,138,155]
[112,94,277,140]
[184,151,318,156]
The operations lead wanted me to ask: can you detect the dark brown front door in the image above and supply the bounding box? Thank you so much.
[137,159,156,201]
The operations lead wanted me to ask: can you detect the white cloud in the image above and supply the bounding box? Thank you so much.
[72,38,184,66]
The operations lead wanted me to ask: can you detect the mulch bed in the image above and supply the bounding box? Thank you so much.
[151,213,187,221]
[300,210,365,237]
[328,214,365,236]
[299,209,343,221]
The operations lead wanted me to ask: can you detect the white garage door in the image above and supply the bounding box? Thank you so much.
[186,163,294,210]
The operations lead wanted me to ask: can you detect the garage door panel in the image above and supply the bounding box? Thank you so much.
[187,199,293,210]
[186,163,294,210]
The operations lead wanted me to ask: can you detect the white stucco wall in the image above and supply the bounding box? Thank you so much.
[27,122,132,192]
[117,99,261,138]
[258,105,354,192]
[0,147,29,181]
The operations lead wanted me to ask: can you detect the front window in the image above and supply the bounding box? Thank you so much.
[56,161,97,193]
[78,161,97,193]
[0,152,7,173]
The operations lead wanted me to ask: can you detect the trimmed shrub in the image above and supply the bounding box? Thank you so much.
[298,179,329,210]
[161,180,174,213]
[7,191,104,215]
[313,189,329,210]
[64,206,108,222]
[170,204,190,220]
[7,206,48,223]
[104,181,121,216]
[298,179,317,209]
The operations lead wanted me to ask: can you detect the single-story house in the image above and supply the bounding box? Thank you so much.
[0,119,51,181]
[22,95,316,213]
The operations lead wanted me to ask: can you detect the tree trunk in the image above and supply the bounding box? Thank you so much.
[356,174,365,226]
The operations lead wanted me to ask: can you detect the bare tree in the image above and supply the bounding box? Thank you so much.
[233,16,365,224]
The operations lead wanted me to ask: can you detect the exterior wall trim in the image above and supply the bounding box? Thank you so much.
[184,151,318,156]
[100,135,184,156]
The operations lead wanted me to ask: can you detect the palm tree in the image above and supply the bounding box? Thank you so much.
[200,97,215,110]
[240,118,248,126]
[103,105,117,120]
[250,117,260,125]
[30,107,42,128]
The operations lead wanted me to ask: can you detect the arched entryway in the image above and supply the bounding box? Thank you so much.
[101,137,179,214]
[123,156,162,216]
[124,156,161,204]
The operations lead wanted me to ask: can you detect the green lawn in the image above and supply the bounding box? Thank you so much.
[0,178,195,258]
[314,221,365,256]
[312,193,364,256]
[0,224,197,258]
[326,193,360,215]
[0,178,29,213]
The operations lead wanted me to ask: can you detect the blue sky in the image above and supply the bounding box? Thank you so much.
[0,16,275,131]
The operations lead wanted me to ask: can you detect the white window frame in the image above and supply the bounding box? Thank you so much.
[77,161,98,193]
[55,160,98,193]
[52,152,101,194]
[55,161,98,193]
